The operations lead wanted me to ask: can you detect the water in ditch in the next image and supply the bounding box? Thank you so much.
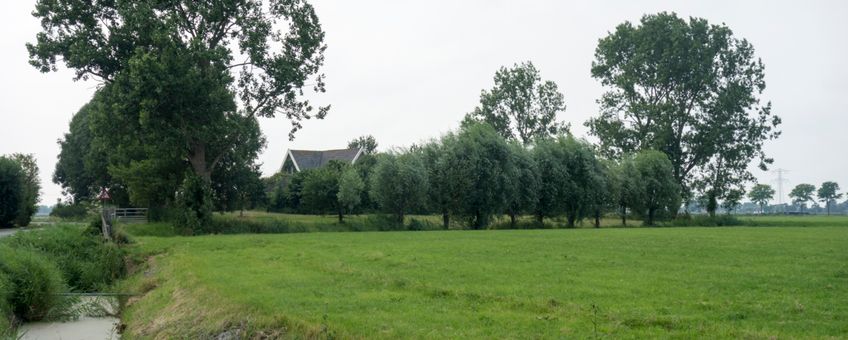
[18,296,121,340]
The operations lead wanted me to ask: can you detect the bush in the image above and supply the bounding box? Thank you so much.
[175,174,214,235]
[0,246,65,321]
[5,226,126,292]
[665,214,742,227]
[50,201,92,220]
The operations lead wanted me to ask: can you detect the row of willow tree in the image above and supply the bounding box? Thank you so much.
[271,123,680,228]
[38,4,782,232]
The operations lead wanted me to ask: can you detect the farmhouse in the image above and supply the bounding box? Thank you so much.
[280,148,364,173]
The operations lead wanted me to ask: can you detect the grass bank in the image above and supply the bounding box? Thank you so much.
[118,223,848,338]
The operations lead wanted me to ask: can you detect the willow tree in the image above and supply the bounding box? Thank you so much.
[587,12,780,212]
[29,0,328,223]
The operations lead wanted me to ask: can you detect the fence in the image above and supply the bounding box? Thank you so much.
[113,208,148,224]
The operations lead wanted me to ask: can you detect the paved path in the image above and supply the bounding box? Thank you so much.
[0,228,20,238]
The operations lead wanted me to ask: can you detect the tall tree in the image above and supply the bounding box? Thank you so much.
[348,135,378,155]
[0,157,23,228]
[29,0,328,225]
[419,138,458,229]
[817,182,842,216]
[587,12,780,208]
[466,61,567,145]
[10,154,41,227]
[748,184,775,214]
[789,184,816,213]
[633,150,680,226]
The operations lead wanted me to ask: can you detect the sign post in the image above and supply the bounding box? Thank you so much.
[98,187,114,241]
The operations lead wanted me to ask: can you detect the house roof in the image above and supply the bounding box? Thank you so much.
[283,148,363,172]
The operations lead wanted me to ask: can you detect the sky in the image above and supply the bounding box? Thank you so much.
[1,0,846,206]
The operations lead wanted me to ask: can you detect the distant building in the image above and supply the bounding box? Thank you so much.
[280,148,363,174]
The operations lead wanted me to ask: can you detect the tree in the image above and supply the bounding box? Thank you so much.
[587,12,781,209]
[466,61,567,145]
[613,156,644,226]
[337,167,364,222]
[633,150,680,226]
[532,136,603,227]
[0,157,24,228]
[29,0,328,219]
[10,154,41,227]
[348,135,378,155]
[789,184,816,213]
[54,102,113,203]
[748,184,775,214]
[301,164,342,217]
[369,153,428,224]
[721,188,744,214]
[817,182,842,216]
[441,123,513,229]
[504,142,539,227]
[419,138,457,229]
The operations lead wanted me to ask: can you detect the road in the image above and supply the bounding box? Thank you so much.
[0,228,20,238]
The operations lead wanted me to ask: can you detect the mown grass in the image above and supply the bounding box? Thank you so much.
[118,221,848,339]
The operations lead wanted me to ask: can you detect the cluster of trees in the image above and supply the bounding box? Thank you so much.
[0,154,41,227]
[41,8,785,228]
[272,123,681,228]
[746,182,844,215]
[35,0,330,232]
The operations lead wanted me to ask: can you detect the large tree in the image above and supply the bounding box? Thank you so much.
[532,136,603,227]
[466,61,567,145]
[789,184,816,213]
[10,154,41,227]
[587,12,780,210]
[29,0,328,223]
[817,182,842,216]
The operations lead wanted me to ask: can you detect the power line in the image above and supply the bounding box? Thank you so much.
[771,168,790,212]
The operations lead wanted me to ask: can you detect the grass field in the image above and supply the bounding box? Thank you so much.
[117,217,848,339]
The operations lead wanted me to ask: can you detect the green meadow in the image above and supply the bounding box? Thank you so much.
[117,216,848,339]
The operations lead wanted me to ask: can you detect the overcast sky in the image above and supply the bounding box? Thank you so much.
[1,0,846,206]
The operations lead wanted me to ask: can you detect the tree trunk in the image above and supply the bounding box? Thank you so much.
[536,212,544,226]
[442,211,449,229]
[621,205,627,227]
[338,207,344,223]
[594,210,600,228]
[707,191,717,218]
[647,208,656,226]
[188,143,212,183]
[566,213,575,228]
[510,212,517,228]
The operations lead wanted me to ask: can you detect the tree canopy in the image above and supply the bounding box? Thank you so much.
[817,182,842,216]
[789,184,816,212]
[466,61,567,145]
[587,12,780,211]
[748,184,775,213]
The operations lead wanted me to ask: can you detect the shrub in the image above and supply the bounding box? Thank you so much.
[5,226,126,291]
[175,173,214,235]
[665,214,742,227]
[0,158,23,228]
[50,201,92,220]
[0,246,65,321]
